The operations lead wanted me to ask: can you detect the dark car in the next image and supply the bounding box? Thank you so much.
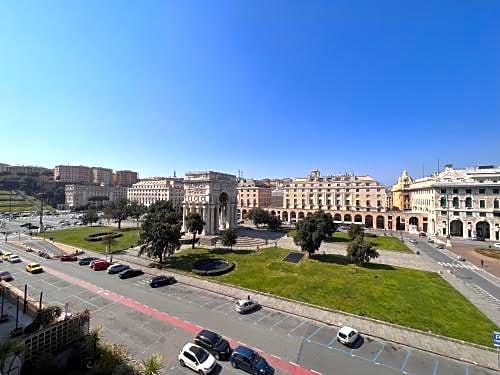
[118,268,143,279]
[78,257,99,266]
[195,329,231,360]
[0,271,13,282]
[149,275,176,288]
[60,255,78,262]
[230,346,274,374]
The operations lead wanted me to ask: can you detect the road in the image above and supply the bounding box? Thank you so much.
[0,241,497,375]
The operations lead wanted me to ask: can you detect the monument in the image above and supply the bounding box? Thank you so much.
[182,171,238,235]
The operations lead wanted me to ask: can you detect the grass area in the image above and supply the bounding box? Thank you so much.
[164,247,497,346]
[475,248,500,260]
[36,226,140,253]
[287,230,411,252]
[0,191,50,212]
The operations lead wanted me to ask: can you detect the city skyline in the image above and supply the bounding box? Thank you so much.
[1,1,499,184]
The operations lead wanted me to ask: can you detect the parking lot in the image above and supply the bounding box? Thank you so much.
[0,241,498,375]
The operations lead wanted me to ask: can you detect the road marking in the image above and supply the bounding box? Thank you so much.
[42,265,319,375]
[211,300,232,311]
[400,350,411,373]
[270,315,288,329]
[326,335,338,348]
[254,311,275,324]
[288,320,307,335]
[371,344,385,363]
[305,326,322,342]
[432,360,438,375]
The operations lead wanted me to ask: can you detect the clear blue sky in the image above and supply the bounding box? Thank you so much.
[1,1,499,185]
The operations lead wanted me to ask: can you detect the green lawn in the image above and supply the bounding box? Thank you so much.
[164,247,497,346]
[36,226,140,253]
[0,191,47,212]
[330,232,411,252]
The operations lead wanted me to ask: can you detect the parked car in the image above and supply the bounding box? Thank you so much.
[409,239,417,244]
[494,243,500,249]
[178,343,216,375]
[8,255,21,263]
[195,329,231,360]
[235,299,259,314]
[26,262,43,274]
[60,255,78,262]
[118,268,143,279]
[44,224,54,229]
[457,255,466,261]
[0,271,13,281]
[90,260,111,271]
[149,275,176,288]
[230,345,274,374]
[79,257,99,266]
[107,264,130,274]
[2,252,12,261]
[427,239,434,243]
[418,232,427,237]
[436,244,445,249]
[472,236,485,241]
[336,326,359,347]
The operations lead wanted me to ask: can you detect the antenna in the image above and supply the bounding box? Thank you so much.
[437,159,440,174]
[422,164,425,178]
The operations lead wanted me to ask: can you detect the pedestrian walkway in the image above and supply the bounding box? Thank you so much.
[437,261,480,270]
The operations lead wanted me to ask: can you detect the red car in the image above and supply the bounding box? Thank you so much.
[60,255,78,262]
[90,260,111,271]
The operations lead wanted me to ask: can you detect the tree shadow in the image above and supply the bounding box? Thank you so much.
[361,263,395,271]
[324,236,350,243]
[210,248,255,255]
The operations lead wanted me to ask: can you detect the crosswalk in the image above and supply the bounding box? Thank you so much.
[437,261,480,270]
[469,284,500,309]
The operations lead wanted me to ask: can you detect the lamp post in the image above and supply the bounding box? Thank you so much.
[38,193,44,233]
[446,194,452,248]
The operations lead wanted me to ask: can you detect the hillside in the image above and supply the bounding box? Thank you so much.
[0,190,48,212]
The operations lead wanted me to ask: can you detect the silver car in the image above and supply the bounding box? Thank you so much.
[235,299,259,314]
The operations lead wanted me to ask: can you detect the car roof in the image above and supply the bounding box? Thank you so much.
[237,299,254,305]
[28,262,40,266]
[197,329,219,342]
[339,326,356,335]
[233,345,256,357]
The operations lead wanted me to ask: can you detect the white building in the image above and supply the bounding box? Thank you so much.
[65,185,127,208]
[91,167,113,186]
[127,177,184,211]
[407,165,500,240]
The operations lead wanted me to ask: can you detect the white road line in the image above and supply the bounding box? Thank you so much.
[288,320,307,335]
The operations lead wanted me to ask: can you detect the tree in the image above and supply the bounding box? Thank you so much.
[293,216,325,256]
[220,227,238,249]
[128,201,147,228]
[102,234,117,260]
[104,198,129,230]
[346,232,379,265]
[139,201,181,264]
[0,338,24,375]
[313,211,337,237]
[185,213,205,249]
[347,223,363,241]
[140,354,164,375]
[82,209,99,227]
[267,215,282,231]
[246,208,270,227]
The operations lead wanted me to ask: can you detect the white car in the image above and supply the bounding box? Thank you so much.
[337,326,359,347]
[178,343,216,374]
[409,239,417,244]
[8,255,21,263]
[235,299,259,314]
[494,243,500,249]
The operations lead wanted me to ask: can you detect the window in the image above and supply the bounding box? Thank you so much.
[440,197,446,207]
[480,200,485,208]
[453,189,458,194]
[466,212,472,216]
[479,189,485,194]
[441,189,446,194]
[494,189,499,194]
[452,197,459,208]
[366,201,371,207]
[441,211,446,215]
[356,200,360,206]
[453,211,459,216]
[465,197,472,208]
[466,189,472,194]
[480,212,486,217]
[495,199,499,209]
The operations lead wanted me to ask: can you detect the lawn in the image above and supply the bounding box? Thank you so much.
[475,248,500,260]
[36,226,140,253]
[0,191,49,212]
[165,247,497,346]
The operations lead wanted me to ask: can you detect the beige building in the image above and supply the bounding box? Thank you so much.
[403,165,500,240]
[127,177,184,211]
[391,170,413,211]
[5,165,51,175]
[55,165,92,184]
[65,184,127,208]
[113,170,138,187]
[91,167,113,186]
[237,179,272,214]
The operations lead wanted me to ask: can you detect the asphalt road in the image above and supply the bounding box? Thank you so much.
[0,242,497,375]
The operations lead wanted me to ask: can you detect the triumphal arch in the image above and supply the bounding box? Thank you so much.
[182,171,238,235]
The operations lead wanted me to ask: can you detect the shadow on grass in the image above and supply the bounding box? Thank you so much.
[210,248,254,255]
[311,254,395,270]
[324,235,350,243]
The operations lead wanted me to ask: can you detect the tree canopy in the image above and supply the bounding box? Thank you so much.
[246,208,269,227]
[82,209,99,226]
[293,211,336,255]
[347,224,363,241]
[220,227,238,249]
[103,198,129,229]
[128,201,147,227]
[185,212,205,249]
[346,232,379,265]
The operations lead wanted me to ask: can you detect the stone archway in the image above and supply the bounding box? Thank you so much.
[242,209,247,219]
[290,212,297,222]
[396,216,405,231]
[376,215,384,229]
[334,213,342,222]
[218,192,229,230]
[282,211,289,222]
[354,214,362,223]
[450,219,463,237]
[298,212,305,219]
[365,215,373,228]
[306,212,313,217]
[344,214,352,222]
[476,221,490,239]
[270,210,276,216]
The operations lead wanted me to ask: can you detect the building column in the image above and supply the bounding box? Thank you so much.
[463,221,469,239]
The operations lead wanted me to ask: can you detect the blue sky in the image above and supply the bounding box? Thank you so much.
[0,1,499,185]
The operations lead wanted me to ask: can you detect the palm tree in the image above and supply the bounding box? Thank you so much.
[0,338,24,375]
[102,234,117,261]
[140,354,164,375]
[82,326,102,366]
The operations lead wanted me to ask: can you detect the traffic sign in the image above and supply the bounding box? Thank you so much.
[493,331,500,347]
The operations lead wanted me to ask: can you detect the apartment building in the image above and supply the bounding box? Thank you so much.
[5,165,51,175]
[54,165,92,184]
[113,170,138,187]
[237,179,272,210]
[91,167,113,186]
[65,184,127,208]
[127,177,184,211]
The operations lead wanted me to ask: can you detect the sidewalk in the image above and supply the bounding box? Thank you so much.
[36,239,500,370]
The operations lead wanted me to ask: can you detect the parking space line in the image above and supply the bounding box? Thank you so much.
[465,365,469,375]
[326,336,338,348]
[400,350,411,373]
[254,311,275,324]
[371,344,385,363]
[270,315,289,329]
[212,300,232,311]
[432,360,438,375]
[288,320,307,335]
[305,326,322,342]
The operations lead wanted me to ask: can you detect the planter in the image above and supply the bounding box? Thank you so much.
[192,259,235,276]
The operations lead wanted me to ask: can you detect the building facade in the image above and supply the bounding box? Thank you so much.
[237,179,272,213]
[91,167,113,186]
[127,177,184,211]
[55,165,93,184]
[5,165,51,175]
[65,185,127,208]
[182,171,237,235]
[113,170,138,187]
[391,170,413,211]
[405,166,500,240]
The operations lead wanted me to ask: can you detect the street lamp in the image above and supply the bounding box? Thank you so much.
[446,194,452,248]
